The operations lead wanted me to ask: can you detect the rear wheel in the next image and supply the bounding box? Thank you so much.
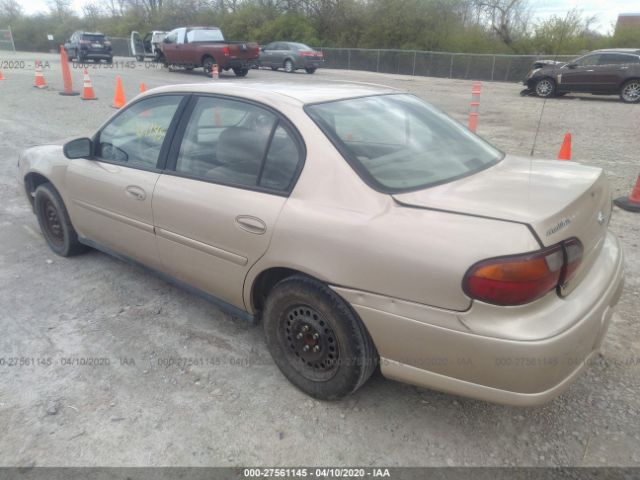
[34,183,87,257]
[233,67,249,77]
[284,59,294,73]
[534,77,555,98]
[305,67,317,74]
[202,56,215,76]
[263,275,378,400]
[620,79,640,104]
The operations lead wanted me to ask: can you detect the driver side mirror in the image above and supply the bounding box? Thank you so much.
[63,137,92,159]
[566,63,577,69]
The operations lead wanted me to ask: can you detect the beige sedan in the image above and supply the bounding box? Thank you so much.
[18,82,624,405]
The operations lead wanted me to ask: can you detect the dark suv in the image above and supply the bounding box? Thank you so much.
[64,31,113,63]
[524,48,640,103]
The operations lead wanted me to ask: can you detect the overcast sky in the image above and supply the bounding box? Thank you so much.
[16,0,640,35]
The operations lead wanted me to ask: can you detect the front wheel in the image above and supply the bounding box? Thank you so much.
[620,79,640,103]
[284,59,294,73]
[305,67,316,74]
[34,183,87,257]
[534,78,555,98]
[263,275,378,400]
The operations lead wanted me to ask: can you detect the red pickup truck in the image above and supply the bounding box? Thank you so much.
[158,27,259,77]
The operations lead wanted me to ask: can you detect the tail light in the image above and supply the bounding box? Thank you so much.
[463,238,583,306]
[222,46,230,57]
[300,51,315,57]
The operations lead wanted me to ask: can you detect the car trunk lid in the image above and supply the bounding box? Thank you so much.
[392,155,612,296]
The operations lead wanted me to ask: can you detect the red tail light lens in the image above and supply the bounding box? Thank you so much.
[463,238,583,306]
[222,46,230,57]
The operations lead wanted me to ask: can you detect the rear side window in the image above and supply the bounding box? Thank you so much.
[174,97,303,192]
[599,54,640,65]
[96,95,183,169]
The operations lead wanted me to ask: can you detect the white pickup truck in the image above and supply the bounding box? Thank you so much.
[130,31,167,61]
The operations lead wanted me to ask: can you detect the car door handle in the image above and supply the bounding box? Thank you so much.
[125,185,146,201]
[235,215,267,235]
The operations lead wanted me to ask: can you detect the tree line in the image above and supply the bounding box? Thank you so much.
[1,0,639,55]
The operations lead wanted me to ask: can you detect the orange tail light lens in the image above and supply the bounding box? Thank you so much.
[463,238,583,306]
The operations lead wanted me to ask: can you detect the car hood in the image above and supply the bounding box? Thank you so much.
[532,59,566,69]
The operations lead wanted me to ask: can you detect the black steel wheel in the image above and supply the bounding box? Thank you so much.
[263,275,378,400]
[34,183,87,257]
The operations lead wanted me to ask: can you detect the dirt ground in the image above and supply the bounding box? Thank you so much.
[0,52,639,467]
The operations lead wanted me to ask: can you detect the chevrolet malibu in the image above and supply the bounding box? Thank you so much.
[18,82,624,405]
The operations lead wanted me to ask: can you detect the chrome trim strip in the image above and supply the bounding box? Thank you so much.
[155,227,248,266]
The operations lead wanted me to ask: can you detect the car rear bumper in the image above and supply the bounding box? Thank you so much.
[302,59,323,69]
[81,50,112,59]
[332,230,624,406]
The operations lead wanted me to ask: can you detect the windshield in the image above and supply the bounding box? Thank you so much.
[187,29,224,42]
[305,94,503,192]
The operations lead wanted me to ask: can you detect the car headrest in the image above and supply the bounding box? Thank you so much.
[216,127,264,173]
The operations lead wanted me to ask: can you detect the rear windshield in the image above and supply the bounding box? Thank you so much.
[290,43,313,50]
[187,29,224,42]
[305,94,503,192]
[82,34,105,42]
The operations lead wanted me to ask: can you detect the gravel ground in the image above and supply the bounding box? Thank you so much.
[0,52,638,467]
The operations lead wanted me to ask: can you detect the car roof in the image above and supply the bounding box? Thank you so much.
[146,81,400,105]
[592,48,640,55]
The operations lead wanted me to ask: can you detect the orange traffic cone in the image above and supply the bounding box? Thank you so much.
[139,82,146,93]
[557,133,571,160]
[614,175,640,212]
[33,62,47,88]
[58,46,79,96]
[81,69,97,100]
[112,76,126,108]
[0,70,5,80]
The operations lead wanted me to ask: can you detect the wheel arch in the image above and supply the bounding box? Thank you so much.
[619,76,640,88]
[201,54,215,66]
[24,171,53,209]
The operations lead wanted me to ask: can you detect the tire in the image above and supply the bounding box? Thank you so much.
[34,183,87,257]
[202,56,215,76]
[263,275,378,400]
[233,67,249,77]
[305,67,317,74]
[620,79,640,104]
[284,59,294,73]
[534,77,555,98]
[271,66,278,71]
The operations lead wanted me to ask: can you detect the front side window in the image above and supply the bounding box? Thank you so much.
[574,54,600,67]
[175,97,302,191]
[306,94,503,192]
[164,30,178,44]
[96,95,183,169]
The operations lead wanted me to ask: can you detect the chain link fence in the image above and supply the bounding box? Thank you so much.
[318,48,574,83]
[0,27,16,52]
[107,40,574,84]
